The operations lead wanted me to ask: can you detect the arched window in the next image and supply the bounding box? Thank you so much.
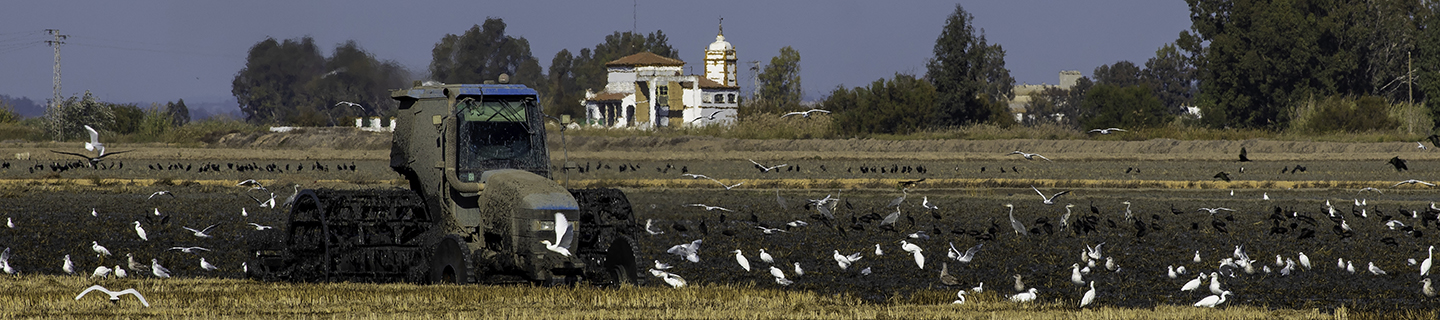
[625,105,635,127]
[714,94,724,103]
[727,94,736,103]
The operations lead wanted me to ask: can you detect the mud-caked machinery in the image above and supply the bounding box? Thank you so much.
[252,80,642,285]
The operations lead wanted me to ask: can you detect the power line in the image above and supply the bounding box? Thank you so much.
[45,29,67,109]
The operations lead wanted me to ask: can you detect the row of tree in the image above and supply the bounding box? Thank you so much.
[43,91,189,141]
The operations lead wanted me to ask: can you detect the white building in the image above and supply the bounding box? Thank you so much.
[584,25,740,129]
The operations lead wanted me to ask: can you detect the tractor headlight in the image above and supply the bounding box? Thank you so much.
[534,220,556,231]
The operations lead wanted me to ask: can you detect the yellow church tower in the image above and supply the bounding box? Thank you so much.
[704,19,738,87]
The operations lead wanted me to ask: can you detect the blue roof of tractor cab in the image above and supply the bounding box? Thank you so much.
[394,84,537,100]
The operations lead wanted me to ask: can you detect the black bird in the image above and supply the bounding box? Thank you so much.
[898,178,926,189]
[1281,167,1288,174]
[49,150,132,168]
[1238,147,1251,162]
[1134,219,1148,238]
[1388,156,1408,171]
[1211,219,1228,233]
[698,221,708,235]
[671,222,688,233]
[1292,164,1306,173]
[1213,171,1232,182]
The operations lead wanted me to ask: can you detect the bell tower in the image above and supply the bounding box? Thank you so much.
[704,18,738,87]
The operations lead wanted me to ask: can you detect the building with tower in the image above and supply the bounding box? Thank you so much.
[583,22,740,129]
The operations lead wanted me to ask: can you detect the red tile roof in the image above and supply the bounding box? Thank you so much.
[605,52,685,67]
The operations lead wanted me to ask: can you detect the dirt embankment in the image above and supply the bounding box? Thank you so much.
[1,129,1431,161]
[556,135,1438,161]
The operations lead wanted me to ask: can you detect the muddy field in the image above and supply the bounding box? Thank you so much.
[1,137,1438,311]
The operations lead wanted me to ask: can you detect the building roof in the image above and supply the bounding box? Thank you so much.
[586,92,629,102]
[697,77,738,89]
[708,34,733,51]
[605,52,685,67]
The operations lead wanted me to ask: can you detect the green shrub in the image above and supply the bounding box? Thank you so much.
[1296,95,1398,133]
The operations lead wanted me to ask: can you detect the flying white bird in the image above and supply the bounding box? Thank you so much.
[1394,179,1436,187]
[1194,291,1232,308]
[75,285,150,307]
[147,191,175,200]
[747,159,788,172]
[168,247,211,254]
[248,193,277,208]
[955,243,982,263]
[1088,127,1127,134]
[1080,281,1097,307]
[539,212,574,257]
[183,224,219,238]
[335,101,363,109]
[667,240,703,263]
[1420,141,1428,150]
[1031,185,1070,205]
[685,203,732,211]
[235,179,267,191]
[200,257,218,271]
[247,223,274,231]
[653,269,687,288]
[1009,150,1052,161]
[645,219,664,235]
[654,260,672,270]
[1009,288,1039,303]
[91,241,111,257]
[151,259,170,278]
[733,250,751,272]
[81,125,105,155]
[758,249,774,264]
[779,109,830,118]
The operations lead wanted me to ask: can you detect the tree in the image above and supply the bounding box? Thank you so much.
[1181,0,1374,129]
[112,103,144,134]
[542,30,676,118]
[1093,61,1144,88]
[926,3,1014,127]
[232,37,326,124]
[545,49,582,118]
[429,18,543,87]
[755,46,803,114]
[308,40,411,123]
[1418,2,1440,125]
[165,99,189,127]
[825,74,937,135]
[1079,84,1172,130]
[1143,43,1197,114]
[1021,87,1077,128]
[44,91,115,141]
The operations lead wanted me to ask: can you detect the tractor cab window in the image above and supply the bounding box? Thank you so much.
[455,97,537,181]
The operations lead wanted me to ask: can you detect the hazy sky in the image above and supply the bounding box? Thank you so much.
[1,0,1191,114]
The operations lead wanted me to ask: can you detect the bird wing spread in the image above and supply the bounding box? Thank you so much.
[75,285,107,301]
[117,289,150,307]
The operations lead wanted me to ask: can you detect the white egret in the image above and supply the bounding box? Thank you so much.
[91,266,112,278]
[1009,288,1039,302]
[794,262,804,276]
[1181,274,1205,291]
[91,241,111,257]
[900,240,925,269]
[952,290,967,304]
[1421,246,1433,276]
[63,255,75,274]
[1298,252,1311,270]
[182,224,219,238]
[667,240,703,263]
[769,266,789,282]
[649,269,686,288]
[75,285,150,307]
[1194,291,1232,308]
[1031,185,1070,205]
[200,257,218,271]
[1080,281,1097,308]
[758,249,774,264]
[733,250,751,271]
[875,244,884,256]
[539,212,573,257]
[151,259,170,278]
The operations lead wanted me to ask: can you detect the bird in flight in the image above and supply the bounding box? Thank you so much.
[1393,179,1436,187]
[780,109,830,118]
[748,159,788,172]
[1031,186,1069,205]
[182,224,219,238]
[335,101,363,110]
[1009,150,1052,161]
[539,212,574,257]
[1088,128,1126,134]
[1388,156,1408,171]
[1198,207,1236,215]
[148,191,176,200]
[236,179,267,191]
[75,285,150,307]
[686,203,732,211]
